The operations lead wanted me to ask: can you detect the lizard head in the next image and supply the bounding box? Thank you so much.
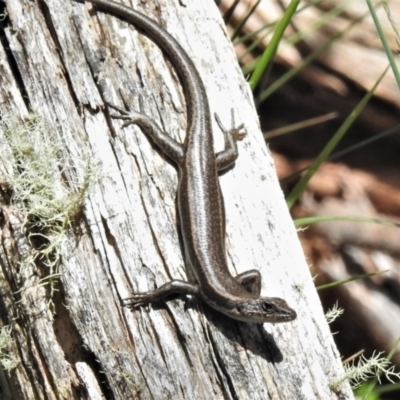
[230,296,297,323]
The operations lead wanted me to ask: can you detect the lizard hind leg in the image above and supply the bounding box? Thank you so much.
[235,270,262,296]
[122,280,200,308]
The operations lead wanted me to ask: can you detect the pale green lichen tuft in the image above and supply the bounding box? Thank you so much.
[330,351,400,392]
[0,113,98,309]
[325,302,344,324]
[0,326,19,372]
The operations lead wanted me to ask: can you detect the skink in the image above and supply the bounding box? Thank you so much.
[82,0,296,323]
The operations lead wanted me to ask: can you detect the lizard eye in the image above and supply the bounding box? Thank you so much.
[262,303,274,312]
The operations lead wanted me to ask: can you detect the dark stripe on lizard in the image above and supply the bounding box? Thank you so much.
[80,0,296,323]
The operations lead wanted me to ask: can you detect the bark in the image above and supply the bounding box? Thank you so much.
[0,0,353,399]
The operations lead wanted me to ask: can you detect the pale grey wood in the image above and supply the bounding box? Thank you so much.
[0,0,353,399]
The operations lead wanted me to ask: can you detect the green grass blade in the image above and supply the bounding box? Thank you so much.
[383,1,400,50]
[366,0,400,91]
[286,1,346,47]
[249,0,300,91]
[238,24,276,65]
[259,9,369,101]
[316,270,389,291]
[222,0,240,25]
[231,0,262,41]
[264,112,338,139]
[286,65,389,209]
[279,123,400,185]
[294,215,400,228]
